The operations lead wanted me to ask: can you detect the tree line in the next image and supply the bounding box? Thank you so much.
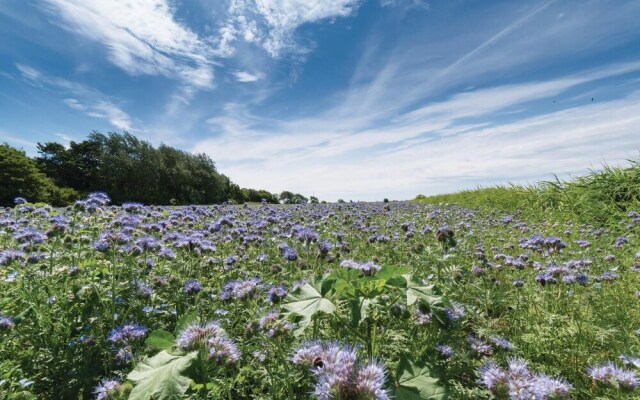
[0,131,311,207]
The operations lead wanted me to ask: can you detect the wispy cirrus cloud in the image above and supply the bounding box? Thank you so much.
[214,0,362,58]
[438,0,557,78]
[17,64,133,131]
[84,101,132,131]
[215,91,640,200]
[194,59,640,200]
[233,70,263,82]
[380,0,429,11]
[4,0,640,201]
[41,0,214,89]
[0,130,38,149]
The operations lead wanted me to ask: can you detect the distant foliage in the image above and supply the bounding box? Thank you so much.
[36,132,231,205]
[415,158,640,225]
[1,131,298,206]
[238,188,280,204]
[279,191,309,204]
[0,143,77,206]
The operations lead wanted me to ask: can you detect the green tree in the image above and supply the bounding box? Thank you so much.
[0,143,77,206]
[279,191,308,204]
[36,139,102,191]
[279,190,295,204]
[32,130,280,206]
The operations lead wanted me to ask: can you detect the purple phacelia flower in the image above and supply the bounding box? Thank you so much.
[620,355,640,369]
[413,307,433,325]
[588,361,639,390]
[107,323,147,345]
[94,378,121,400]
[355,361,390,400]
[207,335,240,364]
[467,337,493,356]
[183,279,202,294]
[220,278,261,301]
[267,285,288,303]
[177,321,221,350]
[479,358,571,399]
[489,335,514,351]
[513,279,525,287]
[0,315,15,330]
[445,302,465,322]
[614,236,628,248]
[436,344,454,359]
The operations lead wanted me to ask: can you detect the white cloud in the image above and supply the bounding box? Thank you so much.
[90,101,133,131]
[217,93,640,201]
[42,0,214,88]
[55,133,73,142]
[381,1,640,114]
[255,0,360,56]
[0,131,38,150]
[62,98,83,110]
[233,70,263,82]
[197,61,640,162]
[15,64,42,81]
[438,0,557,78]
[380,0,429,11]
[17,65,134,131]
[193,60,640,200]
[215,0,361,57]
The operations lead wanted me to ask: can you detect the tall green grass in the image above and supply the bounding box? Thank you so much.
[415,158,640,225]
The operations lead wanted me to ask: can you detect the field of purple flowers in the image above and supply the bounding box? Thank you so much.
[1,192,639,399]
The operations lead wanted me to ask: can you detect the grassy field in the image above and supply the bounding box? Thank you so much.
[415,159,640,227]
[1,162,639,399]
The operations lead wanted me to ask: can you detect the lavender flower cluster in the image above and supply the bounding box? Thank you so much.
[107,323,147,364]
[177,321,240,364]
[292,341,389,400]
[478,358,571,399]
[587,361,639,390]
[339,259,382,276]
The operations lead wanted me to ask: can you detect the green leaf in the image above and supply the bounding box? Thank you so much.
[359,278,386,298]
[404,275,443,307]
[394,357,448,400]
[127,351,197,400]
[145,330,175,350]
[327,268,361,298]
[376,265,411,281]
[404,275,449,323]
[360,298,375,322]
[282,278,337,336]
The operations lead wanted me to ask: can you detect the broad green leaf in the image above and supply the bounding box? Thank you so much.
[327,268,361,298]
[333,278,357,298]
[376,265,411,281]
[282,278,337,336]
[386,275,408,288]
[404,275,443,307]
[359,298,375,322]
[145,330,175,350]
[404,275,449,323]
[394,357,448,400]
[359,278,386,298]
[127,351,197,400]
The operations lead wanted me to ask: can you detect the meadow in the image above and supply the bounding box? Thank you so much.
[1,163,640,399]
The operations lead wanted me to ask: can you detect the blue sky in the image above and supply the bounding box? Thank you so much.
[1,0,640,201]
